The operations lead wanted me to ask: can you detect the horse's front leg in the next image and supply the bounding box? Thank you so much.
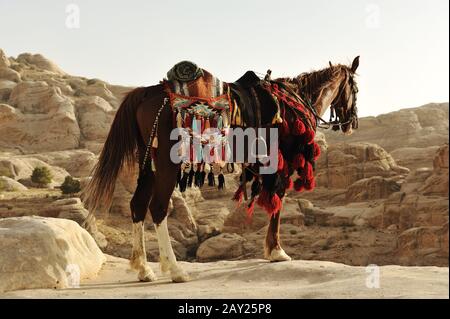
[265,212,292,262]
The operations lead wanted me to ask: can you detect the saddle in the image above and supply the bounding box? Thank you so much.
[164,61,281,129]
[229,71,280,127]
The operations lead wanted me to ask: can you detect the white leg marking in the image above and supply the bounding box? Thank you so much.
[154,217,190,282]
[130,221,157,282]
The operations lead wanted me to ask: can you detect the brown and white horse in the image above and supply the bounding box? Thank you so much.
[83,56,360,282]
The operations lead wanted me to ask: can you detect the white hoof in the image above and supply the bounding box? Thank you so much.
[138,265,157,282]
[170,266,191,283]
[269,248,292,262]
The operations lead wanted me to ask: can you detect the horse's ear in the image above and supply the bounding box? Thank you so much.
[329,61,333,68]
[351,56,360,73]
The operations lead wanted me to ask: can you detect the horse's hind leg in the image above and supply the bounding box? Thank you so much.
[130,172,157,282]
[265,212,292,262]
[150,166,190,283]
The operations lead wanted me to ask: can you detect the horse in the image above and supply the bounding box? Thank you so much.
[83,56,360,283]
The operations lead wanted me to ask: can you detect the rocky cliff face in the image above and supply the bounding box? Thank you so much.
[0,48,448,268]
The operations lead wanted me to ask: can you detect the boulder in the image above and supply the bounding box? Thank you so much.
[315,142,409,189]
[0,216,106,292]
[0,155,70,185]
[322,103,449,152]
[345,176,401,202]
[16,53,66,75]
[0,67,21,82]
[0,79,16,101]
[32,150,97,178]
[391,146,440,170]
[419,144,449,196]
[0,176,27,192]
[397,223,449,266]
[196,233,246,262]
[82,82,119,108]
[76,96,114,141]
[0,102,80,152]
[0,49,11,68]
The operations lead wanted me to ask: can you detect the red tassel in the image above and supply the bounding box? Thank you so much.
[303,128,315,144]
[304,161,313,180]
[256,190,282,216]
[280,121,290,136]
[201,117,205,133]
[185,114,192,128]
[247,199,256,217]
[304,177,315,190]
[313,142,321,160]
[287,177,293,190]
[294,178,304,192]
[292,153,305,169]
[210,116,216,128]
[233,185,244,204]
[277,150,285,172]
[292,118,306,135]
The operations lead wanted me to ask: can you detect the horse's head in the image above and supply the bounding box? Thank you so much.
[329,56,360,135]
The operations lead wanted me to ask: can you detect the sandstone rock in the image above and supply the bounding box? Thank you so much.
[397,223,448,266]
[0,49,11,68]
[322,103,449,152]
[0,102,80,152]
[0,176,27,192]
[391,146,440,170]
[0,216,105,292]
[0,155,70,186]
[345,176,401,202]
[0,79,16,101]
[17,53,66,75]
[32,149,97,178]
[45,197,107,249]
[8,81,72,114]
[76,96,114,141]
[419,144,449,196]
[82,82,119,108]
[315,142,409,189]
[0,67,21,82]
[196,233,246,262]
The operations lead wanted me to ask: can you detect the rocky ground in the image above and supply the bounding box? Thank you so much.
[0,48,448,296]
[3,255,448,299]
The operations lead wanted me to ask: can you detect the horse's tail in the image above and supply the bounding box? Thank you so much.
[82,87,148,218]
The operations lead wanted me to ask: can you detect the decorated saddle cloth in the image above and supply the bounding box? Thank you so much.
[163,61,234,191]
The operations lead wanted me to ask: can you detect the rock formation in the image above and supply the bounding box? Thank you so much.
[0,216,105,292]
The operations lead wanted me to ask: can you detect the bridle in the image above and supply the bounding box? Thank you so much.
[316,71,358,130]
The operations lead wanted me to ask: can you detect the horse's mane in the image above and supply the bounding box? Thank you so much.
[276,64,349,101]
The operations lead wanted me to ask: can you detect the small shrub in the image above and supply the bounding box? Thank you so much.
[31,166,52,186]
[60,176,81,194]
[86,79,97,85]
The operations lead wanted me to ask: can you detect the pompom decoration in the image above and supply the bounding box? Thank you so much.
[293,178,305,192]
[292,118,306,135]
[232,185,244,204]
[313,142,321,160]
[303,128,315,144]
[287,177,294,190]
[304,177,315,190]
[292,153,305,169]
[277,150,285,172]
[256,189,282,216]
